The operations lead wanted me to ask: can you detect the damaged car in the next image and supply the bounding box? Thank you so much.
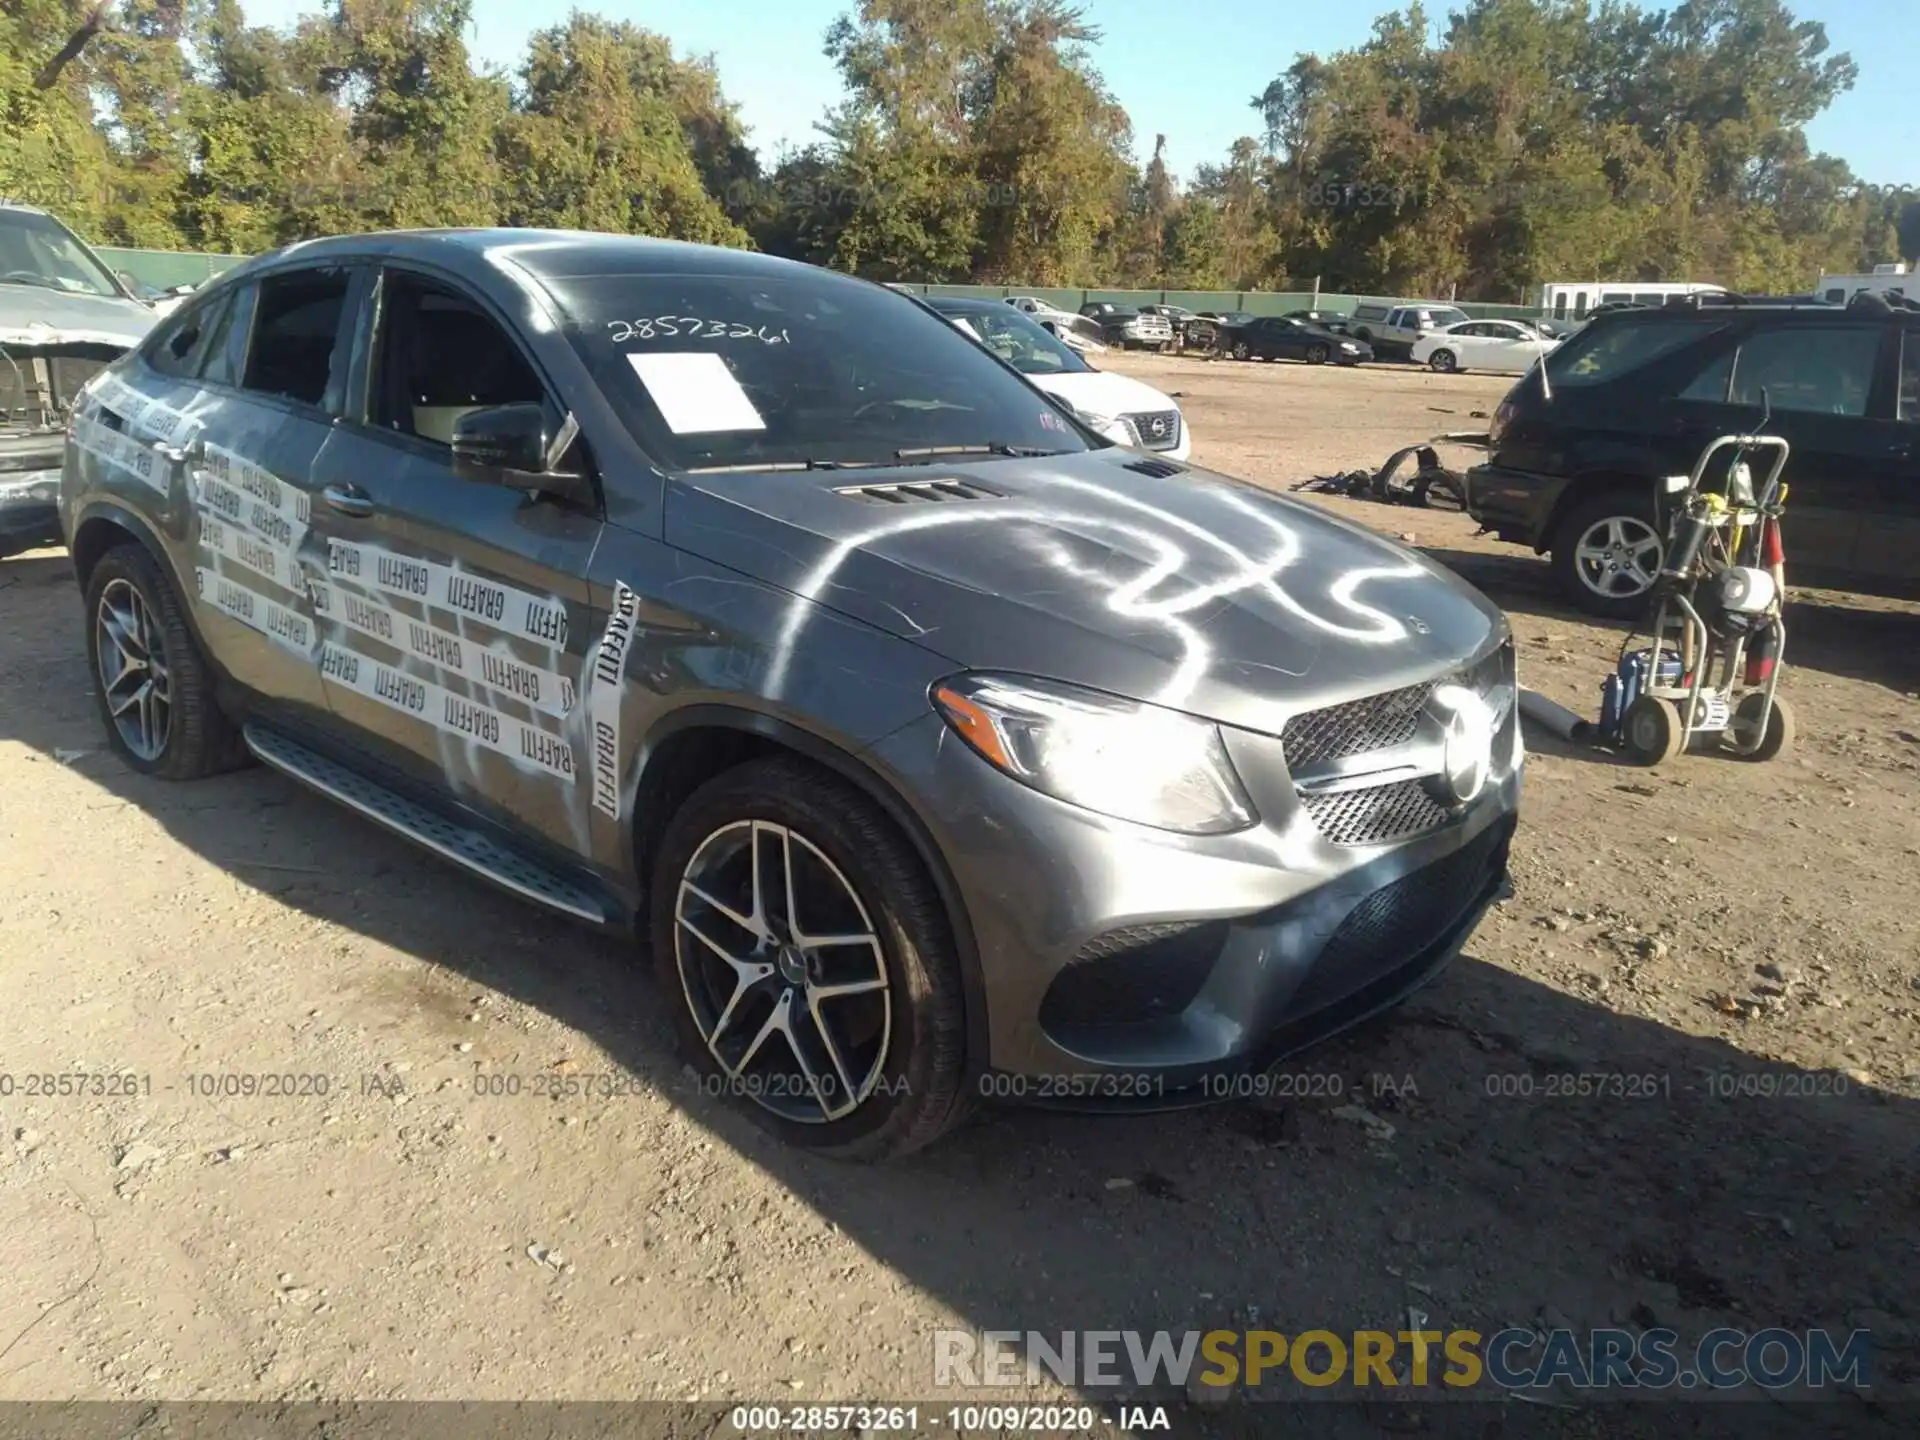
[62,230,1520,1160]
[2,203,156,558]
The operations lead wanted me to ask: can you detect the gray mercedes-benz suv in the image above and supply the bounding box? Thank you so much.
[60,230,1522,1159]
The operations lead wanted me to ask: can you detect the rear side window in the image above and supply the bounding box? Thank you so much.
[1546,318,1725,388]
[1722,326,1881,418]
[242,268,352,408]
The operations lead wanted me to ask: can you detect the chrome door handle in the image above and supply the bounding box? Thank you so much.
[322,483,374,518]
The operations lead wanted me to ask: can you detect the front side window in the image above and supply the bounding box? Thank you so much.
[547,270,1095,472]
[241,268,352,408]
[145,292,233,380]
[1546,316,1727,388]
[372,273,549,447]
[0,208,122,299]
[1721,326,1881,418]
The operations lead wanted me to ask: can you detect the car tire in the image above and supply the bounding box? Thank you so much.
[83,542,250,779]
[650,756,971,1161]
[1728,692,1795,762]
[1428,349,1458,372]
[1550,490,1665,619]
[1230,341,1250,361]
[1306,343,1330,365]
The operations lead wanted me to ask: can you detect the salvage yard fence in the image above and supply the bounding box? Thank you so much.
[94,248,1544,322]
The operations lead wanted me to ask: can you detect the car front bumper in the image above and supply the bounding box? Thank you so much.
[866,672,1523,1105]
[0,438,64,555]
[1465,462,1561,546]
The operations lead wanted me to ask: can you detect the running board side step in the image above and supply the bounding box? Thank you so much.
[243,725,610,924]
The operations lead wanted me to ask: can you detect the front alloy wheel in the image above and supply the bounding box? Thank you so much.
[95,577,172,762]
[650,757,971,1160]
[674,819,890,1124]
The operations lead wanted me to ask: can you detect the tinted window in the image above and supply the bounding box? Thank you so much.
[242,269,351,408]
[372,273,547,448]
[1724,326,1880,417]
[1897,331,1918,422]
[1824,288,1847,304]
[548,270,1095,472]
[1545,317,1727,388]
[197,286,249,388]
[1678,347,1734,403]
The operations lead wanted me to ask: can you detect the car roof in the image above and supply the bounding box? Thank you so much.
[1584,296,1909,326]
[236,228,857,288]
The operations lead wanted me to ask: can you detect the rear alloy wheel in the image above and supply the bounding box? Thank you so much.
[1428,348,1458,372]
[84,543,248,778]
[1551,491,1665,619]
[1306,342,1330,365]
[1231,340,1251,361]
[651,758,969,1160]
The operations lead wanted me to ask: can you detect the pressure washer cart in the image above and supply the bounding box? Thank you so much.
[1602,433,1797,766]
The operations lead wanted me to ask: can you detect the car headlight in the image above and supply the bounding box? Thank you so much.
[931,673,1256,834]
[1071,408,1137,446]
[1339,341,1360,353]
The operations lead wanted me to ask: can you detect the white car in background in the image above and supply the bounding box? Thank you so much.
[1410,318,1561,374]
[930,297,1190,461]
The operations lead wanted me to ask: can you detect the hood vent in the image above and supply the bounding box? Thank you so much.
[837,477,1006,505]
[1122,457,1187,478]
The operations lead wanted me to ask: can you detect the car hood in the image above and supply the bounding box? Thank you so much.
[664,450,1506,732]
[1025,369,1180,420]
[0,286,155,350]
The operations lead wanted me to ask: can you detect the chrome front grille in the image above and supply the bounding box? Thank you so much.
[1288,640,1515,847]
[1125,409,1182,451]
[1301,780,1452,846]
[1282,682,1433,769]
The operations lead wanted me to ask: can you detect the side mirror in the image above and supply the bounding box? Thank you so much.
[450,403,594,504]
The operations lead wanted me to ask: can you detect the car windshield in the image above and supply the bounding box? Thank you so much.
[1544,316,1728,388]
[936,305,1091,376]
[547,271,1094,471]
[0,209,122,299]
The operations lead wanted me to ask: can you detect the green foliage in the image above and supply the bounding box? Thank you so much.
[0,0,1907,299]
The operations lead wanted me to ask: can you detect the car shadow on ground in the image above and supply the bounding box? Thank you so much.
[3,550,1915,1433]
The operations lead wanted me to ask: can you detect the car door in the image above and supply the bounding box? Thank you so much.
[1851,324,1920,590]
[1669,321,1888,581]
[131,264,360,728]
[305,263,606,857]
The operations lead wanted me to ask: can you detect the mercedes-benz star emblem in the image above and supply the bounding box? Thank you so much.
[1427,683,1495,806]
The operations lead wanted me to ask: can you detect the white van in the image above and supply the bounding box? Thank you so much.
[1538,281,1724,324]
[1815,264,1911,305]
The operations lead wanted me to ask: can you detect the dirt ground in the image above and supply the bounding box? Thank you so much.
[2,351,1917,1428]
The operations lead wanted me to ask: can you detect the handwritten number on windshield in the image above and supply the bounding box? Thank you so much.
[607,317,791,345]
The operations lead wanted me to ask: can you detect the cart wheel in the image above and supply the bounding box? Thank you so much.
[1729,692,1795,762]
[1621,696,1687,766]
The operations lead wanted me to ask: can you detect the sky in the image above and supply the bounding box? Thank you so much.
[245,0,1920,187]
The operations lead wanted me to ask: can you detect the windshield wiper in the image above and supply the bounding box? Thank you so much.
[0,275,66,292]
[684,458,889,475]
[893,443,1066,461]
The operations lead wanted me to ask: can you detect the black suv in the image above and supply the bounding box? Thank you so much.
[1466,297,1920,616]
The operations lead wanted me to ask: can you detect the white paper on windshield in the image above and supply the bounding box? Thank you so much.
[626,352,766,434]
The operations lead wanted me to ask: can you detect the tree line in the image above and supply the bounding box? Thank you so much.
[3,0,1916,300]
